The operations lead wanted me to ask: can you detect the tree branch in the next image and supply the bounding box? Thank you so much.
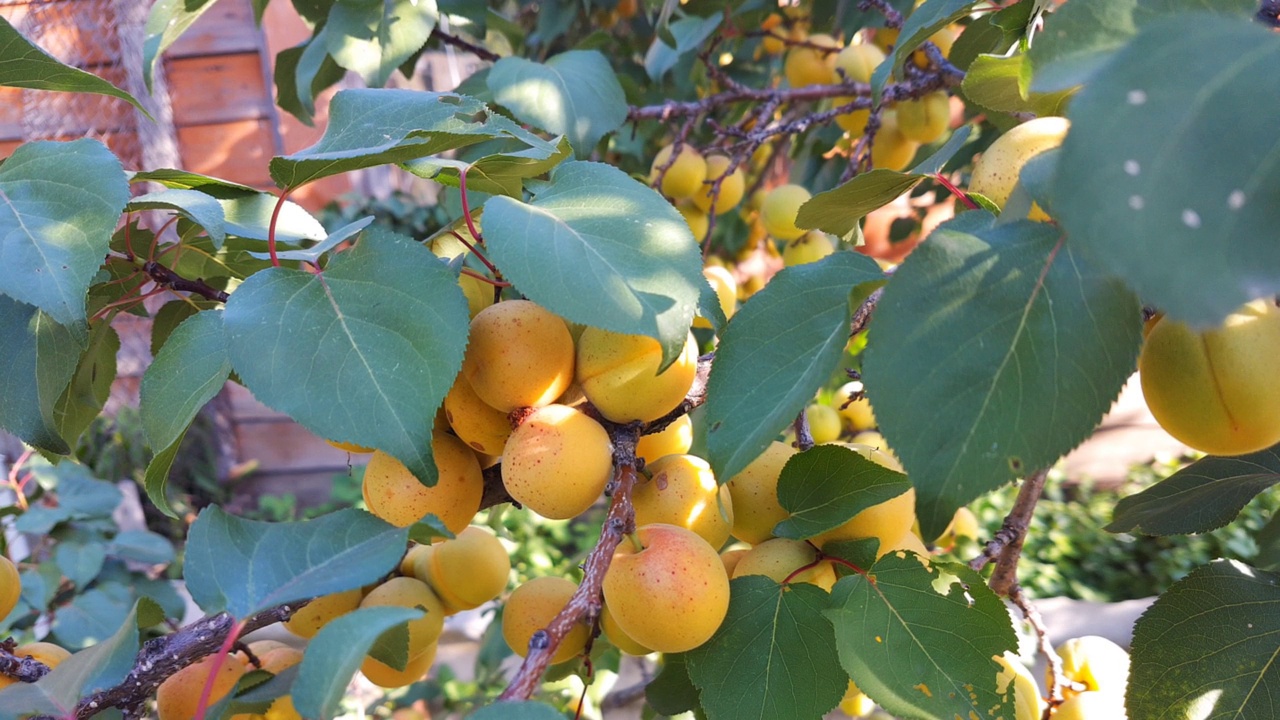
[141,260,229,303]
[1007,585,1069,719]
[432,27,501,62]
[968,467,1050,595]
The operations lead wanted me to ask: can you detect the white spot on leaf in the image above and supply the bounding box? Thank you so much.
[1228,190,1246,210]
[1124,160,1140,176]
[1129,195,1144,210]
[1127,90,1147,105]
[1182,209,1201,228]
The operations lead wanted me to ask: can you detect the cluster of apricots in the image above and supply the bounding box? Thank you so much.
[0,557,73,692]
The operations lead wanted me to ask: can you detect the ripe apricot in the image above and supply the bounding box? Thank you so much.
[840,680,876,717]
[811,455,914,554]
[804,403,843,444]
[577,329,698,423]
[603,524,730,653]
[783,231,836,267]
[836,381,876,430]
[732,537,836,590]
[636,415,694,466]
[601,603,652,656]
[362,434,483,531]
[994,652,1047,720]
[719,544,751,576]
[897,91,951,144]
[678,202,710,240]
[726,441,798,544]
[417,526,511,613]
[760,184,812,241]
[831,43,883,134]
[362,642,436,689]
[695,265,737,329]
[1139,300,1280,456]
[650,144,707,200]
[849,431,901,469]
[760,14,786,55]
[444,373,512,455]
[934,506,981,547]
[458,273,495,319]
[0,556,19,622]
[871,110,920,171]
[503,576,590,664]
[784,34,840,88]
[692,155,746,215]
[284,587,363,639]
[156,654,248,720]
[360,577,446,659]
[501,404,614,519]
[461,300,575,412]
[969,116,1069,220]
[1054,635,1130,698]
[231,645,304,720]
[634,454,734,548]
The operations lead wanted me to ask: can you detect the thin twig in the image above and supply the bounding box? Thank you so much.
[1007,586,1068,719]
[850,286,884,337]
[969,467,1050,595]
[433,27,502,62]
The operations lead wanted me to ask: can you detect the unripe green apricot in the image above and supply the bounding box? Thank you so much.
[603,524,730,653]
[1139,300,1280,456]
[362,434,483,531]
[503,576,590,664]
[461,300,576,412]
[726,441,799,544]
[361,642,436,689]
[732,537,835,590]
[0,556,19,623]
[360,577,447,660]
[651,144,707,200]
[156,654,248,720]
[284,587,363,639]
[760,184,812,241]
[692,155,746,215]
[897,91,951,144]
[502,404,614,519]
[782,231,836,267]
[444,373,513,455]
[577,329,698,423]
[634,454,734,548]
[417,526,511,613]
[969,116,1069,221]
[635,415,693,466]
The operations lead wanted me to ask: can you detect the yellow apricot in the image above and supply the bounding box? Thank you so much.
[871,110,920,171]
[783,231,836,267]
[634,454,734,548]
[732,537,835,590]
[879,529,929,560]
[1054,690,1128,720]
[695,265,738,329]
[461,300,575,412]
[360,577,446,659]
[678,201,710,241]
[418,526,511,613]
[156,654,248,720]
[784,34,840,88]
[934,506,981,547]
[805,404,843,444]
[603,524,730,653]
[501,404,614,519]
[284,587,363,639]
[760,14,786,54]
[836,381,876,431]
[636,415,694,466]
[400,543,432,576]
[727,441,799,544]
[840,680,877,717]
[811,465,915,552]
[361,642,436,689]
[650,144,707,200]
[444,373,512,456]
[849,431,901,469]
[760,184,812,241]
[231,646,304,720]
[1054,635,1130,698]
[911,25,958,69]
[362,434,483,531]
[994,652,1047,720]
[872,27,898,53]
[601,603,652,656]
[1139,300,1280,456]
[897,91,951,144]
[0,556,19,622]
[969,116,1070,221]
[832,41,884,85]
[458,273,495,320]
[692,155,746,215]
[577,329,698,423]
[503,576,590,664]
[326,439,373,453]
[719,544,751,576]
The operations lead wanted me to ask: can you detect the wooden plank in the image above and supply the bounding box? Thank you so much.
[168,0,261,58]
[176,118,275,187]
[168,53,271,126]
[0,2,116,67]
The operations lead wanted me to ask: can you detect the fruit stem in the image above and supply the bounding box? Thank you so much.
[781,557,825,586]
[267,187,296,268]
[824,555,868,577]
[933,172,978,211]
[458,166,485,246]
[625,532,644,553]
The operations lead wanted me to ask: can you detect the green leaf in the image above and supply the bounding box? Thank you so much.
[861,213,1142,539]
[468,701,566,719]
[774,445,912,540]
[487,50,627,158]
[54,538,106,587]
[1107,446,1280,536]
[827,555,1018,720]
[50,587,131,650]
[646,653,701,716]
[107,530,176,565]
[325,0,439,87]
[482,161,704,366]
[1025,0,1253,93]
[219,194,327,245]
[1053,14,1280,328]
[129,169,258,196]
[0,139,130,324]
[291,606,424,720]
[403,134,572,198]
[643,14,722,80]
[0,599,153,719]
[224,229,468,485]
[274,39,347,126]
[796,127,971,236]
[686,576,845,720]
[128,189,227,246]
[0,16,147,114]
[1256,512,1280,572]
[0,296,86,454]
[183,506,409,618]
[142,0,218,91]
[1129,560,1280,720]
[52,321,117,448]
[142,439,185,520]
[250,216,374,263]
[960,53,1072,117]
[270,89,523,188]
[27,460,122,517]
[704,253,884,484]
[873,0,979,97]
